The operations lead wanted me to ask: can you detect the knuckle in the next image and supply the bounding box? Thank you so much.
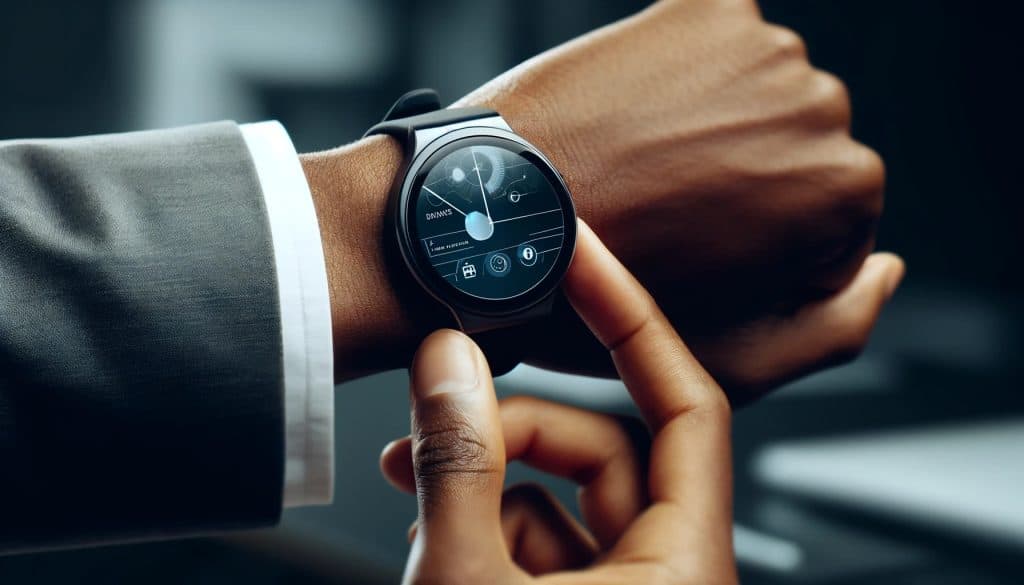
[818,141,886,224]
[414,428,490,478]
[813,71,850,104]
[413,419,494,483]
[765,25,808,58]
[697,391,734,428]
[839,145,887,215]
[848,145,887,191]
[662,363,733,428]
[810,71,852,125]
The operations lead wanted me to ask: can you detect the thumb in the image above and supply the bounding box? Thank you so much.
[706,252,905,406]
[403,329,511,582]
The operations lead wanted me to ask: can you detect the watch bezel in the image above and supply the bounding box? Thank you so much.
[393,126,577,319]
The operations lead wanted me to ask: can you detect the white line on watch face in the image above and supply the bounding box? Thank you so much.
[414,142,568,302]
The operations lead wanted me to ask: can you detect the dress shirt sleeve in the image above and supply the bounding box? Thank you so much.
[239,121,334,508]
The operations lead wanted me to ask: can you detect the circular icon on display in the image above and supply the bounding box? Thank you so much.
[485,252,512,277]
[517,244,538,267]
[467,146,506,194]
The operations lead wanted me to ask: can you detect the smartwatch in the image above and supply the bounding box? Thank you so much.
[365,89,577,334]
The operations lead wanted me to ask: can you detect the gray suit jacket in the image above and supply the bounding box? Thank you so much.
[0,122,285,553]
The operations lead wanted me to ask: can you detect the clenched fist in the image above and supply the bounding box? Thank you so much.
[304,0,902,398]
[460,0,894,399]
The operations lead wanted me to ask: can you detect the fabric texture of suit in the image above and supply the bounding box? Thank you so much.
[0,122,284,553]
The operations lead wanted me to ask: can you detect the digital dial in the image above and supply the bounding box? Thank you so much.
[410,140,570,301]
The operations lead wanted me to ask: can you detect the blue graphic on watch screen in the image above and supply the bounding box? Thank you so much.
[414,144,567,300]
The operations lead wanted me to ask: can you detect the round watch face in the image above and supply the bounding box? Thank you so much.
[405,136,575,309]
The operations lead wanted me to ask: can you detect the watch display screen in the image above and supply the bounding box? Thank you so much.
[408,138,572,302]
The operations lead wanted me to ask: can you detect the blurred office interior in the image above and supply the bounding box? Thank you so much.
[1,0,1022,583]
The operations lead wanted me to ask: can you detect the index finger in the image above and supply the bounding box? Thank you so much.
[564,220,730,435]
[562,221,733,569]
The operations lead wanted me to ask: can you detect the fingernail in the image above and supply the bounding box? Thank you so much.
[412,330,480,398]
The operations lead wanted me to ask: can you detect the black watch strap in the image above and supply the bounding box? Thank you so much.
[363,89,497,147]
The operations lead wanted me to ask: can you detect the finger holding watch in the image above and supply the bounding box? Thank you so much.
[381,221,759,584]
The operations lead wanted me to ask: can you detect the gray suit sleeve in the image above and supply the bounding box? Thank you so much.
[0,122,285,553]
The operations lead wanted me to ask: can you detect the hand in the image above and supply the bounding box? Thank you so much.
[302,0,904,396]
[379,222,737,584]
[458,0,898,399]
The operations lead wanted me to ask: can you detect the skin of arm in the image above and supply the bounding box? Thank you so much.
[301,0,902,400]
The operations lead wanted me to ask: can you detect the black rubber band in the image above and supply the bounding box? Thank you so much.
[363,88,497,146]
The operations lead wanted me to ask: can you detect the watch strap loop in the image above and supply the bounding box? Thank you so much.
[363,88,497,142]
[381,88,441,121]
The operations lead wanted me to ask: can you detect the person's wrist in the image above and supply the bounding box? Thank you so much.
[300,83,591,381]
[301,136,422,381]
[455,69,599,224]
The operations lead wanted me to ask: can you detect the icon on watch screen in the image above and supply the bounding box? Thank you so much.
[517,244,538,267]
[485,252,511,277]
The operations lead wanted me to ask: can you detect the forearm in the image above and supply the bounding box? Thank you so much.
[301,136,411,381]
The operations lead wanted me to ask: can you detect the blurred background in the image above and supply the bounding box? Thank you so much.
[2,0,1022,583]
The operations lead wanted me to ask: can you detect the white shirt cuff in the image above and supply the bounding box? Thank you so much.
[240,121,334,508]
